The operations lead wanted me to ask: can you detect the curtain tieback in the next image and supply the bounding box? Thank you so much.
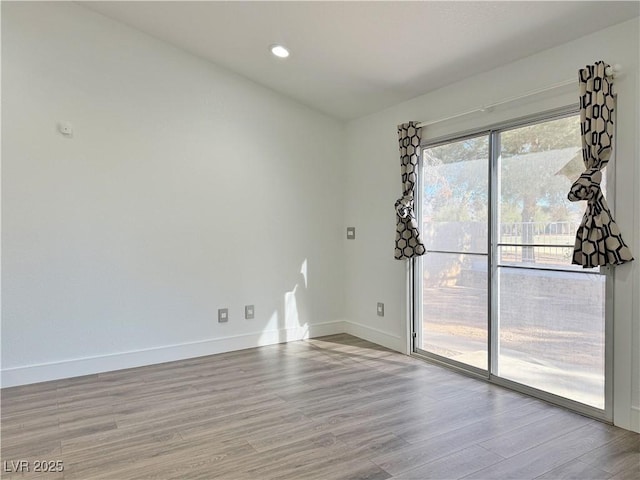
[395,195,415,219]
[569,168,605,225]
[568,168,602,202]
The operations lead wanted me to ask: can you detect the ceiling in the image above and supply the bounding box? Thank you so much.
[81,1,640,120]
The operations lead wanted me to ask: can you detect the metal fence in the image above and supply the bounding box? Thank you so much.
[499,221,579,264]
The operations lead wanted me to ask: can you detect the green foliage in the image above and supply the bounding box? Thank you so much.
[501,116,580,158]
[423,115,584,227]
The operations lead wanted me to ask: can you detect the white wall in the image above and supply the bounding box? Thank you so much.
[1,2,346,385]
[344,18,640,432]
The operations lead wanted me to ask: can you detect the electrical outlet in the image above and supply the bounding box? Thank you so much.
[347,227,356,239]
[245,305,255,320]
[377,302,384,317]
[218,308,228,323]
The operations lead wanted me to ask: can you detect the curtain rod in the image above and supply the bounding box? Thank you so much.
[416,64,620,129]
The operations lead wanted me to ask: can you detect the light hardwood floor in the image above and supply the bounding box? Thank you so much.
[1,334,638,479]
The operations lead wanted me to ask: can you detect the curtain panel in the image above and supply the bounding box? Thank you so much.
[395,122,426,260]
[568,61,634,268]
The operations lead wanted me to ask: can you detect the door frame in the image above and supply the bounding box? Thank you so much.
[410,105,614,423]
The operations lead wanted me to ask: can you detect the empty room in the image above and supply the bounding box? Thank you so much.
[2,1,639,479]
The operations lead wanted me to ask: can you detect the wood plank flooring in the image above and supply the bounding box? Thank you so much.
[1,334,638,479]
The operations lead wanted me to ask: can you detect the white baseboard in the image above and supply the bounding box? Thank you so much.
[631,406,640,433]
[342,321,405,353]
[0,321,345,388]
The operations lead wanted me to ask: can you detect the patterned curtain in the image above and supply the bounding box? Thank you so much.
[395,122,426,260]
[568,61,634,267]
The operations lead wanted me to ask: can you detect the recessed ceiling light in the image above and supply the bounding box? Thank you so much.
[270,44,290,58]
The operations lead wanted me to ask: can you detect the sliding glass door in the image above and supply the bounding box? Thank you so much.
[415,111,609,416]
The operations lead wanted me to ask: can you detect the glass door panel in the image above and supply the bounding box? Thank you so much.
[422,136,489,254]
[419,135,489,371]
[497,267,605,408]
[422,252,488,370]
[496,114,606,409]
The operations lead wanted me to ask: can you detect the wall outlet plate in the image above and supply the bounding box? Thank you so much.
[377,302,384,317]
[218,308,228,323]
[347,227,356,239]
[245,305,254,320]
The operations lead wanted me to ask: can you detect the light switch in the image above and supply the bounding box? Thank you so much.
[347,227,356,239]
